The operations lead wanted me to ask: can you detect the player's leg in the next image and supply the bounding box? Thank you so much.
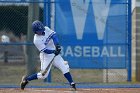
[20,72,38,90]
[20,72,39,90]
[53,55,76,90]
[37,53,55,79]
[20,75,29,90]
[20,53,54,90]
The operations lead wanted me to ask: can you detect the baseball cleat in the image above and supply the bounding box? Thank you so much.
[20,76,29,90]
[70,83,76,91]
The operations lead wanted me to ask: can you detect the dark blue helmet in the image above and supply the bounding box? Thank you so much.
[32,20,45,33]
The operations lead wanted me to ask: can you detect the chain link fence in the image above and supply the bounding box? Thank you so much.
[0,0,134,87]
[0,1,44,86]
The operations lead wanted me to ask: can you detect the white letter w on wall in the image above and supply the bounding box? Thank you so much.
[70,0,111,40]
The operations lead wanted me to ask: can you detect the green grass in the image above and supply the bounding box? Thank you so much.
[0,62,140,86]
[51,67,103,83]
[0,62,103,86]
[0,63,26,85]
[136,7,140,13]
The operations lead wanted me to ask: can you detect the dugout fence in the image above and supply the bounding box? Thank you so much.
[0,0,133,87]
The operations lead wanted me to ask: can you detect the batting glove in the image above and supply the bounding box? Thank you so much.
[54,44,61,55]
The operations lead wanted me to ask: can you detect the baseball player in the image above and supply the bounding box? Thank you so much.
[20,20,76,90]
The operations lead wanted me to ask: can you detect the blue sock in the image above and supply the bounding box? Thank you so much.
[64,72,73,84]
[26,73,38,81]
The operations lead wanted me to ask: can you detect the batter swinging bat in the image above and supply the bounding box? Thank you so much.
[42,55,56,76]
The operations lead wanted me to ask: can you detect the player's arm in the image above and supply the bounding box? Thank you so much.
[41,47,55,54]
[51,33,61,55]
[34,40,55,54]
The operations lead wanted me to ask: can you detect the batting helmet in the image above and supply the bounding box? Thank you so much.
[32,20,45,33]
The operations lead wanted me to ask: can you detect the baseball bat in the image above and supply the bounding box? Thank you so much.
[42,55,56,76]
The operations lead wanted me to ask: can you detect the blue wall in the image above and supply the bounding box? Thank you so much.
[55,0,130,69]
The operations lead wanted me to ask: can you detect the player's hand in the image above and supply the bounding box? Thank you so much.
[54,44,61,55]
[56,44,61,52]
[54,49,61,55]
[54,50,59,55]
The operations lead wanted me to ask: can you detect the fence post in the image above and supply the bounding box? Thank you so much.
[44,0,52,83]
[4,50,8,63]
[128,0,132,82]
[26,0,39,75]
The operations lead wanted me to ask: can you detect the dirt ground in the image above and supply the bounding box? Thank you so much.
[0,88,140,93]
